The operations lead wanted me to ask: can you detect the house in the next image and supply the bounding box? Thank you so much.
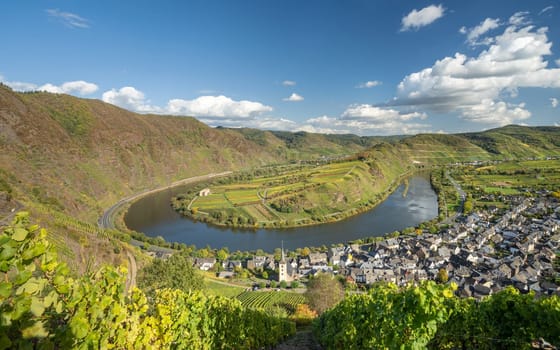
[226,260,242,271]
[328,247,345,265]
[247,256,268,270]
[309,252,328,265]
[199,188,211,197]
[195,257,216,271]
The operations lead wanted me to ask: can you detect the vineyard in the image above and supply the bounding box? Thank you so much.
[173,159,404,228]
[315,281,560,350]
[0,213,295,349]
[237,291,307,315]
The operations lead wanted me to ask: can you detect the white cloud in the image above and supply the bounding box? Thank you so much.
[166,95,272,118]
[4,80,38,91]
[509,11,530,26]
[40,81,98,95]
[46,9,90,28]
[394,19,560,125]
[297,105,430,136]
[1,76,98,96]
[401,4,445,31]
[101,86,157,112]
[102,87,273,120]
[551,98,559,108]
[461,18,501,46]
[282,80,296,86]
[283,93,304,102]
[460,99,530,125]
[357,80,382,88]
[539,6,554,15]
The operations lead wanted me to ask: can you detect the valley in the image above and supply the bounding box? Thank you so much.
[1,86,560,349]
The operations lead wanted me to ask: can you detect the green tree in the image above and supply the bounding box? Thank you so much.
[436,268,449,283]
[137,253,203,296]
[216,248,228,262]
[305,273,344,314]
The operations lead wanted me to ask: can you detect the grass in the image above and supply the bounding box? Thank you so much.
[205,279,246,298]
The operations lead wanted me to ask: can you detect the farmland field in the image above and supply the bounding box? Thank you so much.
[454,159,560,209]
[172,158,411,228]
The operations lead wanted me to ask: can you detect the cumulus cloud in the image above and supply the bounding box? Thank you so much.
[357,80,382,88]
[282,80,296,86]
[1,77,98,96]
[283,93,304,102]
[40,81,98,95]
[297,105,430,136]
[401,4,445,31]
[551,98,559,108]
[394,18,560,126]
[460,99,530,124]
[46,9,90,28]
[101,87,273,121]
[166,95,273,118]
[102,86,157,112]
[460,18,500,46]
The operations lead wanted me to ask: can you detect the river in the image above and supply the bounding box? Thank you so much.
[124,175,437,252]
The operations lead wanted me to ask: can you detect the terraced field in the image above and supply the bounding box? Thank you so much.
[173,158,405,228]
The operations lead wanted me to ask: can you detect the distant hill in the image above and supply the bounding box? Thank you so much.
[1,83,559,221]
[0,85,378,221]
[1,84,559,271]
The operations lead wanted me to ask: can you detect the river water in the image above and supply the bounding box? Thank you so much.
[124,175,437,252]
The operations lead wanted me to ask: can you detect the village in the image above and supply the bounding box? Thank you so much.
[193,192,560,298]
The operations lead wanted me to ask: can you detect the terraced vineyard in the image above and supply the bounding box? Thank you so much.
[173,158,408,228]
[236,291,307,315]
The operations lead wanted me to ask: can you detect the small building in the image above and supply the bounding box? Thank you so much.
[199,188,211,197]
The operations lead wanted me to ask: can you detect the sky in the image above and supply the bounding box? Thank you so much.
[1,0,559,136]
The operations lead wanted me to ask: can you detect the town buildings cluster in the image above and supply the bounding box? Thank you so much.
[194,193,559,298]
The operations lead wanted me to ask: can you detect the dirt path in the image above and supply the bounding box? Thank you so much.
[125,250,137,292]
[274,328,323,350]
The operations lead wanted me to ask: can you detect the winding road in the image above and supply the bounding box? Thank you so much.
[98,171,233,292]
[98,171,233,230]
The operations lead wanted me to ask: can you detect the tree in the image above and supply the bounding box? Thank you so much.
[262,270,269,279]
[291,281,299,289]
[216,248,228,262]
[305,273,345,314]
[301,247,311,257]
[279,281,288,289]
[436,268,449,284]
[137,252,204,296]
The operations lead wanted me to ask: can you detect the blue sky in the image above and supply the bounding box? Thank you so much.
[1,1,559,135]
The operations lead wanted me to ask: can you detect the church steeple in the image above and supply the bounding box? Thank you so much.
[278,240,288,282]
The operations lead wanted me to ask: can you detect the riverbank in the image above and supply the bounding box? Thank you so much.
[172,160,416,230]
[98,171,233,231]
[124,175,437,252]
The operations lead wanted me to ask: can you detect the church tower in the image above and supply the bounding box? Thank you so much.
[278,241,288,282]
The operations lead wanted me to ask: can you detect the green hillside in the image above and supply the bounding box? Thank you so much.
[0,84,559,266]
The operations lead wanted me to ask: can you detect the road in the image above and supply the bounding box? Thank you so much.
[97,171,232,231]
[98,171,232,292]
[442,171,466,224]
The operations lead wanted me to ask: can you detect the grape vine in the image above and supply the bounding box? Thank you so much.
[0,212,295,349]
